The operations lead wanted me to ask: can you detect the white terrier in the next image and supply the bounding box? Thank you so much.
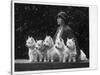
[66,38,77,62]
[43,36,61,62]
[66,38,88,62]
[55,37,69,63]
[26,36,37,62]
[35,40,44,62]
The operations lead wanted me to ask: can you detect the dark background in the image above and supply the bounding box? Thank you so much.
[15,3,89,59]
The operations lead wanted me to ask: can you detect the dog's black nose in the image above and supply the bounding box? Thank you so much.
[43,44,46,46]
[35,47,38,49]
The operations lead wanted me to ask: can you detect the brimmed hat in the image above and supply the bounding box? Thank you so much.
[56,11,68,21]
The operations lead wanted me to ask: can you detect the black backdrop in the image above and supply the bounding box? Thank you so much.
[15,3,89,59]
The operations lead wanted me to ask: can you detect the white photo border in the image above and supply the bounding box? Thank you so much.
[11,0,98,74]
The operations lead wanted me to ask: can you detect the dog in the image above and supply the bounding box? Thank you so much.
[55,37,69,63]
[43,36,62,62]
[35,40,44,62]
[26,36,37,62]
[65,38,77,62]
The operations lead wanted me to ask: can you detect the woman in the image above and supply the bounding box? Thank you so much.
[54,11,80,62]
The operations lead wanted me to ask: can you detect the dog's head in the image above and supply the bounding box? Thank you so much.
[35,40,43,50]
[43,36,54,48]
[66,38,76,50]
[55,38,65,49]
[26,36,36,48]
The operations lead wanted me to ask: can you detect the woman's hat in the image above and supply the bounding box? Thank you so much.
[57,11,68,21]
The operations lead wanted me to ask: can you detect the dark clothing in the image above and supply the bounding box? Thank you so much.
[54,25,75,43]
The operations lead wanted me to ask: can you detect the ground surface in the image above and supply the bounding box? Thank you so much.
[15,59,89,72]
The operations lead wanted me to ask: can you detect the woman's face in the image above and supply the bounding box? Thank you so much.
[57,17,64,25]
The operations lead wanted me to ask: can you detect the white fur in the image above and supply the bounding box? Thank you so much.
[43,36,62,62]
[26,36,36,62]
[79,49,88,61]
[66,38,88,62]
[26,36,88,63]
[66,38,77,62]
[55,38,69,63]
[35,40,44,62]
